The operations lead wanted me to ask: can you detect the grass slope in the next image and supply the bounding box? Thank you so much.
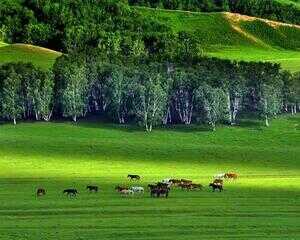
[276,0,300,8]
[0,42,61,70]
[0,115,299,239]
[138,8,300,72]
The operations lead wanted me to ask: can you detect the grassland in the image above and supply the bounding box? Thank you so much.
[0,115,299,239]
[0,42,61,70]
[138,8,300,72]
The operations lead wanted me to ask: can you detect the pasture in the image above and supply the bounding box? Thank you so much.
[138,7,300,72]
[0,43,61,70]
[0,115,299,239]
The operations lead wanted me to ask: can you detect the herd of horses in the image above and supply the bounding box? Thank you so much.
[36,172,238,198]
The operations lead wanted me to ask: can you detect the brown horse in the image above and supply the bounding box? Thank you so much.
[190,183,203,190]
[115,186,128,192]
[181,179,192,184]
[225,173,238,179]
[179,183,192,191]
[36,188,46,197]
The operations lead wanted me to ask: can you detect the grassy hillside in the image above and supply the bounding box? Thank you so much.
[277,0,300,8]
[0,42,62,70]
[139,8,300,72]
[0,115,299,239]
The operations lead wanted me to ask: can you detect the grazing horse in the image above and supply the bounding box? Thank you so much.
[120,189,134,196]
[209,183,223,192]
[225,173,238,180]
[86,185,99,193]
[36,188,46,197]
[179,183,192,191]
[115,186,128,192]
[170,179,181,186]
[181,179,192,184]
[151,188,169,198]
[190,183,203,191]
[156,182,171,189]
[63,189,78,197]
[127,174,141,180]
[213,179,224,185]
[130,186,144,193]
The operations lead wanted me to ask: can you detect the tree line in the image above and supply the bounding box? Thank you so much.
[1,53,299,131]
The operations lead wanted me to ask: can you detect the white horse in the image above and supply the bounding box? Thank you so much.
[214,173,225,179]
[130,186,144,193]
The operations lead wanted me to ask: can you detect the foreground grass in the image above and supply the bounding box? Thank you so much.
[138,8,300,72]
[0,43,61,70]
[0,115,299,239]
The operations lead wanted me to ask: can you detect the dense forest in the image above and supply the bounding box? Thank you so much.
[0,0,299,131]
[129,0,300,25]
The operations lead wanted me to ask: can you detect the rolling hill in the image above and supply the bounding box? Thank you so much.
[0,42,62,70]
[138,8,300,72]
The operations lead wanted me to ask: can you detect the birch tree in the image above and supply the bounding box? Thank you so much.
[132,68,168,132]
[195,84,226,131]
[0,70,23,124]
[60,63,88,122]
[258,84,282,127]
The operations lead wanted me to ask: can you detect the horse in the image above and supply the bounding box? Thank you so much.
[127,174,141,180]
[214,173,225,179]
[179,183,192,191]
[130,186,144,193]
[36,188,46,197]
[209,183,223,192]
[120,189,134,196]
[115,186,128,192]
[63,189,78,197]
[190,183,203,191]
[170,179,181,186]
[213,179,224,185]
[86,185,99,193]
[156,182,171,189]
[181,179,192,184]
[150,188,169,198]
[225,172,238,179]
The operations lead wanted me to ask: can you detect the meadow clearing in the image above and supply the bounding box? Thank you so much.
[0,115,299,239]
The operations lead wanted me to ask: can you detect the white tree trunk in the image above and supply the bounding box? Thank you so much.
[13,118,16,125]
[73,115,77,122]
[265,115,269,127]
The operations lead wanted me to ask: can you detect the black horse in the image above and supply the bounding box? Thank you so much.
[150,188,169,198]
[209,183,223,192]
[86,185,98,193]
[36,188,46,197]
[127,174,140,180]
[63,189,78,197]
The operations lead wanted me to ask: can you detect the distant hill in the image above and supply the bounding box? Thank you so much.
[0,43,62,70]
[138,8,300,72]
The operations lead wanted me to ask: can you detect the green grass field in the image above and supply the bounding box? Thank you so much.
[138,8,300,72]
[0,42,61,70]
[0,115,299,239]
